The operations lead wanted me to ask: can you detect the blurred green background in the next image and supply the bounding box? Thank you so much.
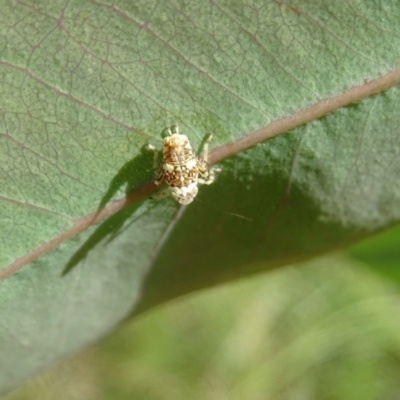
[4,225,400,400]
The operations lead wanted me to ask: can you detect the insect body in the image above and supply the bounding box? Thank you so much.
[147,125,219,205]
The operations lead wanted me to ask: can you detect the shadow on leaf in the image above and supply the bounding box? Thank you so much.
[62,146,155,275]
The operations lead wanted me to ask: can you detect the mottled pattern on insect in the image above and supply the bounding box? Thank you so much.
[147,125,219,205]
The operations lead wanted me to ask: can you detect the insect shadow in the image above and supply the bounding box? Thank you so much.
[62,144,155,276]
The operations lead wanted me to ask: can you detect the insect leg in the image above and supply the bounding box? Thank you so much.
[199,133,213,165]
[198,166,221,185]
[147,143,163,185]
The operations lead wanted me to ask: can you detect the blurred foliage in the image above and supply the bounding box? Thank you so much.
[5,248,400,400]
[349,224,400,284]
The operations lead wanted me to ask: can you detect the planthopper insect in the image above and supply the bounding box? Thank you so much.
[147,125,220,205]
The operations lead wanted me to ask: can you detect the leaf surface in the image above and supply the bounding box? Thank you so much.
[1,0,400,392]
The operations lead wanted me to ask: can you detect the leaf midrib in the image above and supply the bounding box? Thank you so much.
[2,67,400,281]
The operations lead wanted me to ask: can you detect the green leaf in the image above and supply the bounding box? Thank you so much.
[1,0,400,392]
[349,224,400,284]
